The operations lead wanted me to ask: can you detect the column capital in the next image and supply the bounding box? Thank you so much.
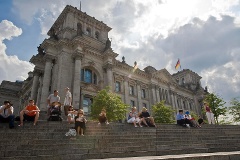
[135,80,141,86]
[149,84,156,89]
[103,63,113,70]
[124,76,129,82]
[43,54,56,63]
[33,69,43,76]
[72,50,84,60]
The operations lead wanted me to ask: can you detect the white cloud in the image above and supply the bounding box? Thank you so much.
[0,20,34,82]
[9,0,240,103]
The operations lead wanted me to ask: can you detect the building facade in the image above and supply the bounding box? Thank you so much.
[1,5,207,116]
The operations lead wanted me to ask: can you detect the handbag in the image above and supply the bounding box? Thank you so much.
[65,128,76,136]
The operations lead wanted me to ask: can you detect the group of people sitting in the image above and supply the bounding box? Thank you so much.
[176,109,203,128]
[0,99,40,129]
[127,107,156,127]
[66,106,109,136]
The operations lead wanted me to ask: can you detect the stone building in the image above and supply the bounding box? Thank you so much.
[15,5,206,115]
[0,80,23,114]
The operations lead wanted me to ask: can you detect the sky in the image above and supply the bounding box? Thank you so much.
[0,0,240,105]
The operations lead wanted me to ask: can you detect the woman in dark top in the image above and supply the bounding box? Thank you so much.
[75,109,87,136]
[139,107,156,127]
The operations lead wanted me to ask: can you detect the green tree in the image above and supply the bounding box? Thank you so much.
[152,100,175,124]
[91,87,129,122]
[229,97,240,123]
[204,93,227,124]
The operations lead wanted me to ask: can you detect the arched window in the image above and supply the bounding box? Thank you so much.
[86,27,91,35]
[81,68,97,84]
[95,31,100,39]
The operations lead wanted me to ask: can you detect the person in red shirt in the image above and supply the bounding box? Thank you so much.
[19,100,40,126]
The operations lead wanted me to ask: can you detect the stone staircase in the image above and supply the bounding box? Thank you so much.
[0,121,240,160]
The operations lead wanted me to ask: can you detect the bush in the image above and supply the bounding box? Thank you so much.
[152,101,175,124]
[90,87,129,122]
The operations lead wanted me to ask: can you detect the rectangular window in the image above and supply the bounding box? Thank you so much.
[141,89,146,98]
[130,100,135,107]
[129,85,134,95]
[115,81,121,92]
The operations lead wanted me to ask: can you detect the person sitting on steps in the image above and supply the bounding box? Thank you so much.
[127,107,142,127]
[0,100,15,129]
[67,105,77,124]
[139,107,156,127]
[98,108,109,125]
[75,109,87,136]
[184,111,201,128]
[176,109,193,128]
[19,99,40,126]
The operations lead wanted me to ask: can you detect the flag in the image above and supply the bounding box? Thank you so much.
[175,59,181,70]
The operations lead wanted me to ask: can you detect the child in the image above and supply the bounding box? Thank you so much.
[75,109,87,136]
[98,108,109,125]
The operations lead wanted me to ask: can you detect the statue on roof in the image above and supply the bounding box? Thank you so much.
[49,27,58,40]
[122,56,125,63]
[37,45,45,55]
[104,38,111,51]
[77,23,83,36]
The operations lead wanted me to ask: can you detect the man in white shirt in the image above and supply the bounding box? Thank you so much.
[47,90,60,116]
[64,87,72,116]
[0,100,15,129]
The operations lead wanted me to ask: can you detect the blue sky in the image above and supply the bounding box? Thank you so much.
[0,0,240,105]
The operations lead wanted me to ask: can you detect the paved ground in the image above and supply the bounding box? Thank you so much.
[89,151,240,160]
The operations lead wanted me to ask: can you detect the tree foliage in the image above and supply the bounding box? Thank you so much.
[229,97,240,123]
[90,87,129,122]
[152,100,175,124]
[204,93,227,124]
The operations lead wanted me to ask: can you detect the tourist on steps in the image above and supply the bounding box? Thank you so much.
[67,105,77,124]
[204,102,215,124]
[184,111,201,128]
[47,90,60,117]
[64,87,72,116]
[139,107,156,127]
[127,107,142,127]
[19,99,40,126]
[176,109,193,127]
[75,109,87,136]
[0,100,15,129]
[98,108,109,125]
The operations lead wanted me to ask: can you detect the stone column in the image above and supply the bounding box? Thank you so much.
[175,94,178,109]
[72,53,83,109]
[124,76,129,104]
[170,91,175,109]
[159,88,162,101]
[36,76,43,107]
[40,58,53,111]
[104,63,113,91]
[136,80,142,111]
[156,87,160,103]
[31,70,41,101]
[151,84,157,105]
[167,90,170,104]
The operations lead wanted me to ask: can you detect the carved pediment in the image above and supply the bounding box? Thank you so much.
[154,68,176,84]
